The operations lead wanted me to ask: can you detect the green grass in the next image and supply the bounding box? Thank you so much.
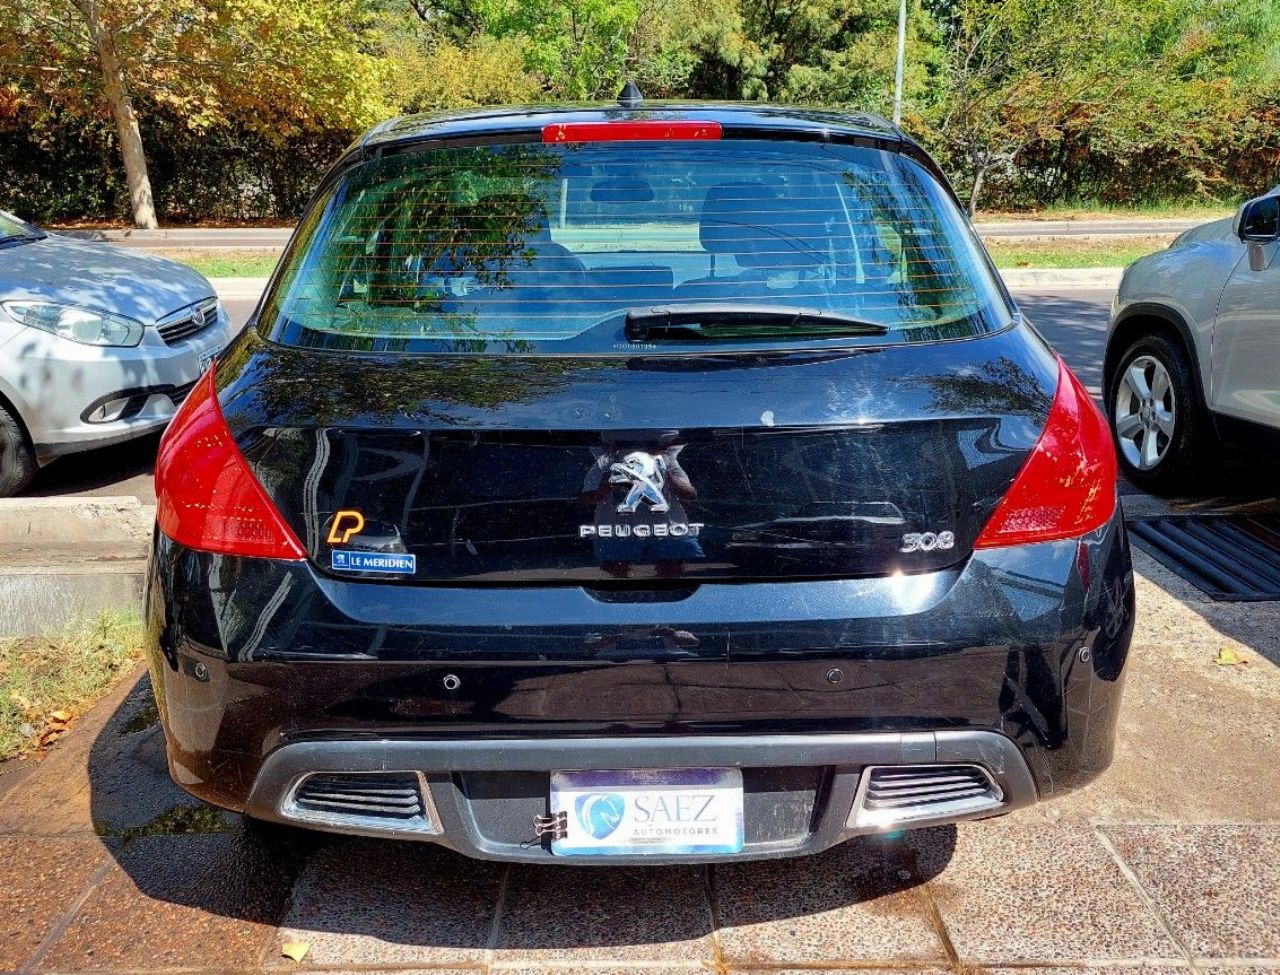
[0,611,144,762]
[158,249,281,278]
[980,199,1235,222]
[986,234,1175,269]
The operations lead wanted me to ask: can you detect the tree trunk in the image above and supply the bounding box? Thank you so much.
[967,164,987,217]
[77,0,158,229]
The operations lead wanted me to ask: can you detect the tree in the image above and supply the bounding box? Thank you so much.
[0,0,390,227]
[73,1,156,227]
[927,0,1280,214]
[927,0,1131,214]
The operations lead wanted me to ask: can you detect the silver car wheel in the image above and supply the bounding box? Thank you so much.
[1114,354,1176,471]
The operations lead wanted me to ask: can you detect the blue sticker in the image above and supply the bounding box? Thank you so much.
[330,550,416,574]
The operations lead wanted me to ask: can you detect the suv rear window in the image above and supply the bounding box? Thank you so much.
[264,138,1013,354]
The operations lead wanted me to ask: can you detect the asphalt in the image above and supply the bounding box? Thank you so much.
[23,288,1118,501]
[55,217,1210,250]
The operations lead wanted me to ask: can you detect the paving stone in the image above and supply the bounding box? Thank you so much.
[982,968,1190,975]
[498,969,704,974]
[909,821,1182,963]
[37,831,298,971]
[1102,824,1280,959]
[0,836,108,971]
[726,970,951,975]
[0,669,149,836]
[275,838,504,966]
[492,864,715,964]
[713,834,949,965]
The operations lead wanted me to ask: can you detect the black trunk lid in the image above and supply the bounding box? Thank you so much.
[224,329,1056,584]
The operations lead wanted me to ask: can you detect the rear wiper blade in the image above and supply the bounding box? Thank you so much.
[624,303,890,342]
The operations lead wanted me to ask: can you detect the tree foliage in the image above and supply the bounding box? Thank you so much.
[2,0,1278,224]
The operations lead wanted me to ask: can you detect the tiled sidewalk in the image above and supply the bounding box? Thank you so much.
[1,552,1278,975]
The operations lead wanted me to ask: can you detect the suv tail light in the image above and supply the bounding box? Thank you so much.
[975,358,1117,548]
[155,367,305,560]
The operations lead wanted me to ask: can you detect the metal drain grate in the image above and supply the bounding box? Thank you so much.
[1127,515,1280,601]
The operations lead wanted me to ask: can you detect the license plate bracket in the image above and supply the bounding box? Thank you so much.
[549,768,744,857]
[199,347,220,374]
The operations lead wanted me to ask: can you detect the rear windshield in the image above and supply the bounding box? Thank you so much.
[263,138,1013,354]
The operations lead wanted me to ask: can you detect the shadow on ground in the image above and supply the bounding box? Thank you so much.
[27,432,160,498]
[83,674,957,958]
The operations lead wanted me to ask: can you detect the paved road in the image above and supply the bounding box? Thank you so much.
[56,217,1210,251]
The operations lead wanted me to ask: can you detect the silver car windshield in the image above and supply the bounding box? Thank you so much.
[0,211,37,243]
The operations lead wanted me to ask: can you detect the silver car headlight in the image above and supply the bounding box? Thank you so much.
[1,300,145,347]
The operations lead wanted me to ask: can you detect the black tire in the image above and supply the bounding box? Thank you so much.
[0,403,36,497]
[1107,333,1211,493]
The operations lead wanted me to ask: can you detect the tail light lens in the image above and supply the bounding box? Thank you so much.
[975,358,1117,548]
[155,367,305,560]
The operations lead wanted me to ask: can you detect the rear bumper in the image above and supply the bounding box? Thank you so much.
[145,510,1135,861]
[243,730,1037,863]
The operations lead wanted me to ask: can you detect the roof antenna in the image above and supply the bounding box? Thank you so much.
[618,80,643,108]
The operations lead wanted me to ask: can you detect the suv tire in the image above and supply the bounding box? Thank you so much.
[0,403,36,497]
[1108,333,1210,493]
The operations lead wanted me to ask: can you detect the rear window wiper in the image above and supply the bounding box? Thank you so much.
[624,303,890,342]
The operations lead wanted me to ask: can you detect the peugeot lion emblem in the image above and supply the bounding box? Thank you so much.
[579,447,704,540]
[609,451,670,513]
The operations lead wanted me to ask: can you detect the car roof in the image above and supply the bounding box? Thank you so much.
[359,101,905,150]
[341,100,956,203]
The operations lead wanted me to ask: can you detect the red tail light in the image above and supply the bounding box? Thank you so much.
[542,120,722,143]
[155,367,305,560]
[974,358,1117,548]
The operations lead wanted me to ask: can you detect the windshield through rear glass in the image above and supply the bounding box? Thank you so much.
[263,138,1013,354]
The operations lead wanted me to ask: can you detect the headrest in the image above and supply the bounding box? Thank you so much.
[699,182,824,266]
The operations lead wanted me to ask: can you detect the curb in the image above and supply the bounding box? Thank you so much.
[998,268,1123,289]
[210,267,1125,303]
[0,498,153,636]
[0,496,154,545]
[210,276,270,300]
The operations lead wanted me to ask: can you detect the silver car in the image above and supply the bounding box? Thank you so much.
[1105,189,1280,490]
[0,210,232,495]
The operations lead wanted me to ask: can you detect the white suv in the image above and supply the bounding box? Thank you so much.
[1105,189,1280,490]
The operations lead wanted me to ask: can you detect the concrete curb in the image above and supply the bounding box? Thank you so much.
[0,496,155,546]
[210,276,270,300]
[999,268,1123,289]
[210,267,1124,304]
[0,498,153,636]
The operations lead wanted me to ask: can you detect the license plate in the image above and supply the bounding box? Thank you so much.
[550,768,744,857]
[199,347,220,374]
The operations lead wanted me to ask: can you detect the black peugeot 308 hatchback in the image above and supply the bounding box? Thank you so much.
[146,100,1134,863]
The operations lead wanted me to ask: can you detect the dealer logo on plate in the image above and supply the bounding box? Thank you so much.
[575,793,626,839]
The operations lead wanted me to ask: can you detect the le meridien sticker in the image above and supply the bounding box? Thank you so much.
[330,550,416,575]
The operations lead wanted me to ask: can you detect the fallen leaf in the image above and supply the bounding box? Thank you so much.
[281,942,309,963]
[49,710,72,723]
[1215,647,1246,667]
